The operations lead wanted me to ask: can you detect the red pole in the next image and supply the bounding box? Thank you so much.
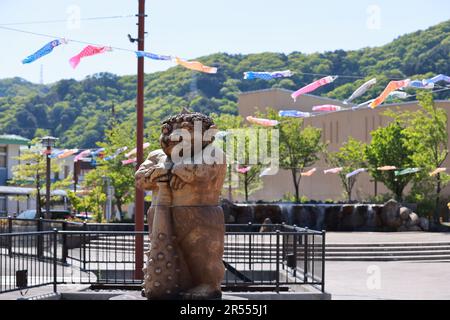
[135,0,146,280]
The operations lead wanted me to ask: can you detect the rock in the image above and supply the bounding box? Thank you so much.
[419,217,429,231]
[408,212,420,226]
[259,218,273,232]
[220,198,237,223]
[254,205,282,224]
[406,225,422,231]
[381,199,402,229]
[399,207,412,220]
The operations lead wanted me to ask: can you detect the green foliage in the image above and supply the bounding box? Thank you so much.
[11,138,61,218]
[67,170,107,223]
[0,21,448,147]
[95,121,142,220]
[235,165,262,203]
[327,137,367,201]
[387,92,449,221]
[263,108,324,203]
[365,120,415,201]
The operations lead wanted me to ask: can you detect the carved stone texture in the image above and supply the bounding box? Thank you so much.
[136,110,226,300]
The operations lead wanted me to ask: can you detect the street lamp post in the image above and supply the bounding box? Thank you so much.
[40,136,58,219]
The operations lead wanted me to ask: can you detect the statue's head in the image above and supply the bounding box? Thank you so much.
[160,108,217,158]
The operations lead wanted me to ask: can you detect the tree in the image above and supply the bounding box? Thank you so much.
[95,121,140,220]
[264,109,324,203]
[391,92,449,222]
[235,165,262,203]
[212,113,245,201]
[327,137,367,202]
[365,120,415,201]
[67,183,106,223]
[11,138,60,218]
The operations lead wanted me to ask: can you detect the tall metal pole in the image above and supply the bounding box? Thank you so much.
[135,0,146,280]
[45,145,51,219]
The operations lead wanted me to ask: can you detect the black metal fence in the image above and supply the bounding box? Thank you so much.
[0,219,325,295]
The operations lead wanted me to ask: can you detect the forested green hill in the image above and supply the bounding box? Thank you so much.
[0,20,449,148]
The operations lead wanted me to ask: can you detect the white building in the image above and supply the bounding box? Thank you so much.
[0,134,30,216]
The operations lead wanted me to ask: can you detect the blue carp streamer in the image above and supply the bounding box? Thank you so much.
[22,39,65,64]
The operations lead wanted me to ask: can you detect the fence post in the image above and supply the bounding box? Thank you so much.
[53,228,58,293]
[37,218,43,259]
[321,230,326,293]
[275,230,280,293]
[62,221,67,264]
[293,225,298,278]
[7,216,12,256]
[303,227,308,283]
[248,222,252,270]
[82,221,87,270]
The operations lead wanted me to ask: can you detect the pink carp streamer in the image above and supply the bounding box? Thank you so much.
[74,150,91,162]
[246,116,279,127]
[430,168,446,176]
[291,76,337,101]
[369,79,410,109]
[122,158,137,165]
[301,168,316,177]
[175,57,217,74]
[236,165,251,174]
[125,143,150,158]
[377,166,397,171]
[312,105,342,112]
[324,167,343,174]
[69,45,111,69]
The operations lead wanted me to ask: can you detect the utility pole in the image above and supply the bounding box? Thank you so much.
[134,0,146,280]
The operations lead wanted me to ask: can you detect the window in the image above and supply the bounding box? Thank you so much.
[0,146,6,168]
[0,196,6,216]
[64,166,69,179]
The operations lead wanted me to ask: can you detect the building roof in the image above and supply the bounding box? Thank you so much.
[0,134,30,146]
[0,186,67,196]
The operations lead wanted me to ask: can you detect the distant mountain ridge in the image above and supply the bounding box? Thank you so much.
[0,20,448,148]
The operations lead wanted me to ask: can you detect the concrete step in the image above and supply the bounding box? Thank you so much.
[325,242,450,247]
[325,250,450,257]
[326,255,450,261]
[325,246,450,252]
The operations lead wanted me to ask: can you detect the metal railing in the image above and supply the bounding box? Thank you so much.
[0,221,325,295]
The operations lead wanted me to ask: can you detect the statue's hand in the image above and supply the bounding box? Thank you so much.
[170,174,186,190]
[145,167,170,183]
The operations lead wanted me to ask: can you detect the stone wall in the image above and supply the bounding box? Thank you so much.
[222,199,429,232]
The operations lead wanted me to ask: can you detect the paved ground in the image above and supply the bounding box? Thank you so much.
[0,284,90,300]
[324,232,450,299]
[326,260,450,300]
[326,231,450,243]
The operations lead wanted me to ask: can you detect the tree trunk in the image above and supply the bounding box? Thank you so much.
[434,173,441,224]
[244,173,249,203]
[394,183,403,202]
[116,198,123,220]
[291,169,300,203]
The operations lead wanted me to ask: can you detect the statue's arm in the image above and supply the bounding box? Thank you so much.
[170,147,226,190]
[135,150,170,190]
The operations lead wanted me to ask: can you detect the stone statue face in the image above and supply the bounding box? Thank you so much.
[159,112,216,159]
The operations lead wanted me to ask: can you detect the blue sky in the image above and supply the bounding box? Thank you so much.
[0,0,449,84]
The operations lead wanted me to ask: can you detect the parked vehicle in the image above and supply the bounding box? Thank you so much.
[75,212,94,221]
[16,209,72,220]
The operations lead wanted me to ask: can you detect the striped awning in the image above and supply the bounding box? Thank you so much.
[0,134,30,146]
